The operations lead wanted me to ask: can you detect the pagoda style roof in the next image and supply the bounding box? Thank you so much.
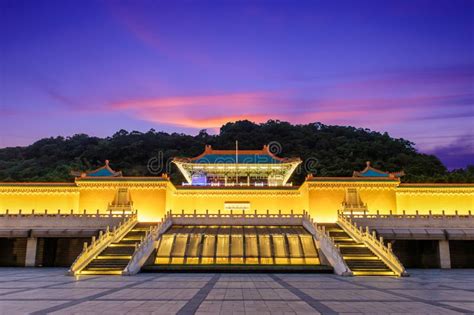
[172,145,302,186]
[353,161,404,179]
[175,145,300,164]
[71,160,122,178]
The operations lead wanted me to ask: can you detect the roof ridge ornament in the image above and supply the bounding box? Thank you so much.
[353,161,404,179]
[71,160,122,178]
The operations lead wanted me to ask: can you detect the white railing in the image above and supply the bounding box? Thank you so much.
[345,209,472,219]
[1,209,134,218]
[123,217,173,275]
[166,209,310,220]
[68,211,138,276]
[337,211,407,277]
[302,217,352,276]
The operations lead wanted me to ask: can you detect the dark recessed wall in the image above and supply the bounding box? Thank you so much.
[35,237,91,267]
[389,240,440,268]
[450,241,474,268]
[0,238,27,266]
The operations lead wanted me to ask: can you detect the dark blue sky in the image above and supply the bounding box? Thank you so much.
[1,0,473,168]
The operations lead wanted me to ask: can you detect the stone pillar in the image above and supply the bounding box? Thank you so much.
[438,240,451,269]
[25,237,38,267]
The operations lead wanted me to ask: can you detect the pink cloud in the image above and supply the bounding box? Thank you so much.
[108,90,421,129]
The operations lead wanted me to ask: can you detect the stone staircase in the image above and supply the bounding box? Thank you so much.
[320,223,395,276]
[80,223,154,275]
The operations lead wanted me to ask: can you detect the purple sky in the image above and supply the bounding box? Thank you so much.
[1,0,473,169]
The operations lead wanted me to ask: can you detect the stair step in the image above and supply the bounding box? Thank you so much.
[79,270,123,275]
[343,256,379,260]
[352,271,395,276]
[96,255,132,260]
[109,243,136,247]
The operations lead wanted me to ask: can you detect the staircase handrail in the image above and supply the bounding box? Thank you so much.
[68,211,138,275]
[337,211,407,276]
[123,216,173,275]
[302,217,352,276]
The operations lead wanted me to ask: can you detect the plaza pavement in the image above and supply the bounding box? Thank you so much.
[0,268,473,314]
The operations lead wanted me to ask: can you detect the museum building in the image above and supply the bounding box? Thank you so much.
[0,145,473,276]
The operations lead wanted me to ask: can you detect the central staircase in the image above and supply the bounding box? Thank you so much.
[80,223,154,275]
[320,223,395,276]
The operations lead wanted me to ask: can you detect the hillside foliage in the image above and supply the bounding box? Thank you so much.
[0,120,472,184]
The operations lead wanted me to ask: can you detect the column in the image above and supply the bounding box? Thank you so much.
[25,237,38,267]
[438,240,451,269]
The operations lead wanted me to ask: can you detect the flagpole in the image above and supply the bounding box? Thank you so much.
[235,140,238,184]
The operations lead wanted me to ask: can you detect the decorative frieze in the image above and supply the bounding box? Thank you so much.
[307,182,398,191]
[76,182,169,190]
[0,187,79,195]
[173,190,301,198]
[396,188,474,195]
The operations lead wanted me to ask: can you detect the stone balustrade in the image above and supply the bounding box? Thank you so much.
[165,209,310,226]
[0,210,135,240]
[346,210,474,229]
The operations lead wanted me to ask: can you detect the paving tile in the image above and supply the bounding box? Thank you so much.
[0,268,472,314]
[321,301,462,314]
[0,301,66,314]
[389,289,474,301]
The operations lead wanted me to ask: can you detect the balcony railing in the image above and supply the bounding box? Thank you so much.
[0,209,134,218]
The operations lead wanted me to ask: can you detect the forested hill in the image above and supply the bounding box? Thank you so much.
[0,120,472,184]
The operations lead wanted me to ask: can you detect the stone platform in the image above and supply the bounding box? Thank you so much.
[0,268,473,314]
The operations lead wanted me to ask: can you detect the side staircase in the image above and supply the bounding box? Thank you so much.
[320,223,395,276]
[80,222,154,275]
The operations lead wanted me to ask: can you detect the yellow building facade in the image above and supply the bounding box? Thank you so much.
[0,148,473,222]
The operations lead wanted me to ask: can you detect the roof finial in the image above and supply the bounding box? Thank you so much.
[105,160,110,166]
[366,161,371,167]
